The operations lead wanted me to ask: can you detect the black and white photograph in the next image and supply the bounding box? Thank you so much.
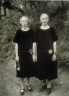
[0,0,69,96]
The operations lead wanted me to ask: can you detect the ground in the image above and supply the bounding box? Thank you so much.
[0,59,69,96]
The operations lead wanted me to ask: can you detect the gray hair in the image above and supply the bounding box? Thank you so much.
[20,16,30,24]
[40,13,49,21]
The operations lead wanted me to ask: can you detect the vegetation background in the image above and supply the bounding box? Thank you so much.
[0,0,69,96]
[0,0,69,66]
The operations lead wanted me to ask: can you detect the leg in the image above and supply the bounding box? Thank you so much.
[40,79,47,92]
[26,77,30,86]
[20,78,24,89]
[26,77,32,92]
[43,79,46,86]
[46,80,51,95]
[47,80,51,88]
[20,78,24,95]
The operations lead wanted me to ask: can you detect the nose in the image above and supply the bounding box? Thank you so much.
[44,19,46,21]
[43,19,46,22]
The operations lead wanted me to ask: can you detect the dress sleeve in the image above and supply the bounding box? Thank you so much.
[33,31,36,42]
[33,28,38,42]
[13,30,19,43]
[51,28,58,42]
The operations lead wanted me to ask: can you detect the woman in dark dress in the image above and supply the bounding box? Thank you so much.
[35,13,58,95]
[13,16,36,95]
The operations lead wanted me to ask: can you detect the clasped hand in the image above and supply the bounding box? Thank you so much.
[52,53,56,61]
[33,54,37,62]
[16,56,20,71]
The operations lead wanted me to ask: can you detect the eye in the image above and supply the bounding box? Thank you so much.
[42,18,44,20]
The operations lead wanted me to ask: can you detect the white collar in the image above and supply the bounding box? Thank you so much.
[40,25,50,30]
[21,28,30,31]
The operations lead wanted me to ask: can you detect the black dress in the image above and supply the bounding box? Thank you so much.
[13,29,36,78]
[35,27,58,80]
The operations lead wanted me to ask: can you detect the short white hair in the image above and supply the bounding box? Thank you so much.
[40,13,49,20]
[20,16,30,23]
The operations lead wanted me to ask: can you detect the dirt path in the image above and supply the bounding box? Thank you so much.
[0,59,69,96]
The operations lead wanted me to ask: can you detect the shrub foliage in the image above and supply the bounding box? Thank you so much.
[0,0,69,66]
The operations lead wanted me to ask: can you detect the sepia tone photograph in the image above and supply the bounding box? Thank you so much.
[0,0,69,96]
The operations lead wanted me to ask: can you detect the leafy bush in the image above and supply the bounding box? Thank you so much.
[0,1,69,66]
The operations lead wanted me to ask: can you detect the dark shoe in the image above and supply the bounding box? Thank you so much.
[46,88,51,95]
[20,89,24,95]
[40,85,47,92]
[27,86,32,92]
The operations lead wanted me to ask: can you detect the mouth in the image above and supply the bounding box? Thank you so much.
[43,22,47,24]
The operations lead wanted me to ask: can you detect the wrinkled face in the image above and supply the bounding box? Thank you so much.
[20,17,29,27]
[40,14,49,26]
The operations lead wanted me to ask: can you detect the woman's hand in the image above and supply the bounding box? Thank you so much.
[52,53,56,61]
[16,56,19,62]
[48,49,52,54]
[29,49,33,54]
[17,67,20,71]
[33,55,37,62]
[16,58,20,71]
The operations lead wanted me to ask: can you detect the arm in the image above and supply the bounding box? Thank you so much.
[53,41,56,54]
[15,43,19,61]
[15,43,20,70]
[52,41,57,61]
[32,42,37,62]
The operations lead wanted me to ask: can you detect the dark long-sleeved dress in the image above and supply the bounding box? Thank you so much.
[13,29,36,78]
[35,27,58,80]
